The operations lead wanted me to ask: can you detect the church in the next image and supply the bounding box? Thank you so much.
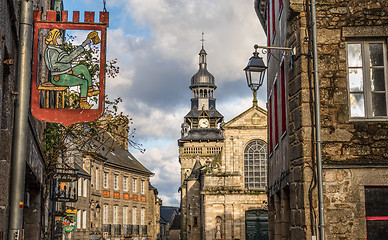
[178,43,269,240]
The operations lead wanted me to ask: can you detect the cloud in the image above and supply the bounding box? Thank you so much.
[103,0,266,206]
[134,142,181,206]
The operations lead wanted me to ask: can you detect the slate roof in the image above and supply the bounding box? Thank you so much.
[187,159,202,180]
[179,128,224,141]
[160,206,179,225]
[184,108,223,119]
[90,133,153,176]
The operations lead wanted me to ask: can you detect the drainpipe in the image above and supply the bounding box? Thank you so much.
[8,0,33,239]
[311,0,325,239]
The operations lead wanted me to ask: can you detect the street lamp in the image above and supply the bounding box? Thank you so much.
[244,45,267,106]
[244,44,267,92]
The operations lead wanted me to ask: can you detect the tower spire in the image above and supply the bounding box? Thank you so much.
[201,31,205,49]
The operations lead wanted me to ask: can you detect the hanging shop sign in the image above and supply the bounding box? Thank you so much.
[62,209,77,232]
[51,168,78,202]
[31,10,109,126]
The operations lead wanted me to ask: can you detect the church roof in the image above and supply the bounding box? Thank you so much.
[187,159,202,180]
[184,108,223,119]
[179,128,224,141]
[190,46,216,89]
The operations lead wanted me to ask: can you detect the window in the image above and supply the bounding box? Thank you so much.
[347,41,387,119]
[365,187,388,238]
[141,180,145,194]
[77,210,81,229]
[274,81,279,146]
[244,140,267,189]
[132,207,137,225]
[82,210,87,229]
[103,172,108,189]
[193,216,198,227]
[114,175,118,190]
[141,208,145,225]
[78,178,82,197]
[95,168,99,190]
[83,179,88,197]
[103,204,108,224]
[123,206,128,225]
[280,63,287,134]
[113,205,118,224]
[133,178,137,193]
[123,176,128,191]
[268,95,273,154]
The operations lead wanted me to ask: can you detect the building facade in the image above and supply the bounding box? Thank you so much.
[178,45,269,240]
[0,0,61,239]
[69,122,159,240]
[255,0,388,239]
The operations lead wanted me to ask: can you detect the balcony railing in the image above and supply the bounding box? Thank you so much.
[113,224,121,235]
[103,224,111,235]
[141,225,147,235]
[123,224,132,235]
[133,225,139,235]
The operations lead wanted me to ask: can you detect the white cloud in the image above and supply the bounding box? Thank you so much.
[102,0,266,207]
[134,142,181,206]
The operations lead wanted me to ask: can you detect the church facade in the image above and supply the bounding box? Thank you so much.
[178,45,268,240]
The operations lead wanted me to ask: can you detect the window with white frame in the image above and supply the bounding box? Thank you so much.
[82,210,87,229]
[103,204,108,224]
[141,180,145,194]
[244,140,268,189]
[114,175,118,190]
[83,179,88,197]
[123,206,128,225]
[123,176,128,191]
[95,168,99,190]
[133,178,137,193]
[132,207,137,225]
[347,41,387,119]
[78,178,82,197]
[141,208,145,225]
[77,209,81,229]
[103,172,108,189]
[113,205,118,224]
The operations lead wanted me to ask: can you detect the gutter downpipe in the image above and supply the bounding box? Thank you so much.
[311,0,325,239]
[8,0,33,239]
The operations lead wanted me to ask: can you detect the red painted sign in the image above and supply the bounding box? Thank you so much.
[31,10,109,126]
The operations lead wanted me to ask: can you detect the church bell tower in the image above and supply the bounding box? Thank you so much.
[178,36,224,240]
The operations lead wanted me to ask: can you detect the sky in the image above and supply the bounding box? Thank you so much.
[65,0,267,206]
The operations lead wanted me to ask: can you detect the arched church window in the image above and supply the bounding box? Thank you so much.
[204,89,207,98]
[200,89,203,98]
[244,140,267,189]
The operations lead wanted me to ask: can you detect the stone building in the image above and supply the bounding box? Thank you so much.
[0,0,60,239]
[254,0,388,239]
[69,118,159,240]
[178,44,269,240]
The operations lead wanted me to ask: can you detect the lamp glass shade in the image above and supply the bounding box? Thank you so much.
[244,50,267,91]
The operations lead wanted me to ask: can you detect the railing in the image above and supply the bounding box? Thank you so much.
[141,225,147,235]
[133,225,139,235]
[103,224,112,235]
[123,224,132,235]
[181,146,222,155]
[113,224,121,235]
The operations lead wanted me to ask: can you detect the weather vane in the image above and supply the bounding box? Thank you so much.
[201,31,205,48]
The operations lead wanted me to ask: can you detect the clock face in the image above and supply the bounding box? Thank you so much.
[199,118,209,128]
